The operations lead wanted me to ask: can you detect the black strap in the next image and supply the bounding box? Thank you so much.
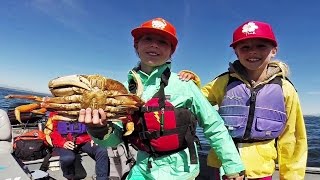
[39,149,52,172]
[141,106,175,112]
[157,67,170,107]
[149,67,171,134]
[185,125,198,164]
[233,138,272,143]
[122,138,136,165]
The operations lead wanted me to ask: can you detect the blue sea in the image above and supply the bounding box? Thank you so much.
[0,87,319,167]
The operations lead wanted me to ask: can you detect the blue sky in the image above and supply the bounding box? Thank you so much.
[0,0,319,115]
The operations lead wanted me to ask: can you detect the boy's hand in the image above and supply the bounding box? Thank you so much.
[178,70,196,81]
[178,70,201,88]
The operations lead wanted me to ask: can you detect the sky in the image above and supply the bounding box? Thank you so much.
[0,0,319,115]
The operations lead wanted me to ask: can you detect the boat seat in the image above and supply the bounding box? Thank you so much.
[0,109,13,154]
[23,152,89,165]
[22,152,96,179]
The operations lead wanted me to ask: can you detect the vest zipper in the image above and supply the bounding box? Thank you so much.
[243,90,257,140]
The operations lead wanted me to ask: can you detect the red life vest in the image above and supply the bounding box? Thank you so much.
[127,67,199,167]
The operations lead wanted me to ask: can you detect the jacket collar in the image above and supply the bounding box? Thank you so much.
[228,60,289,87]
[128,62,171,84]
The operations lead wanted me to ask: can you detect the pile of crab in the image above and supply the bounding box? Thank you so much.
[5,72,144,135]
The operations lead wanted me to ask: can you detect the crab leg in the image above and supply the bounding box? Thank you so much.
[41,102,82,110]
[104,105,138,113]
[105,96,143,106]
[5,94,45,102]
[13,103,41,123]
[5,94,84,104]
[51,114,75,121]
[55,110,127,120]
[55,111,80,116]
[42,95,83,103]
[32,108,47,114]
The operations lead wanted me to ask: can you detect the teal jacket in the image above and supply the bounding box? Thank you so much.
[89,63,244,179]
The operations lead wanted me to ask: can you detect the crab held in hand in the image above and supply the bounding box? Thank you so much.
[5,72,143,136]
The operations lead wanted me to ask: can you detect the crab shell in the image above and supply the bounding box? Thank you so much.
[45,74,143,114]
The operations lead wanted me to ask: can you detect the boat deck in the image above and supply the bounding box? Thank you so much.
[2,127,318,179]
[196,153,320,180]
[1,151,319,180]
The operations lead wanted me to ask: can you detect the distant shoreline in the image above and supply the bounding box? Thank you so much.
[0,86,51,96]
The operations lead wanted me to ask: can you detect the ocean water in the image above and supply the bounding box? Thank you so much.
[0,87,319,167]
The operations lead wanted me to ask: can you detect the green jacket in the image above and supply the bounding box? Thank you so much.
[90,63,244,179]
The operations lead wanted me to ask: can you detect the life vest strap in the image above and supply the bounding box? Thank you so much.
[141,106,175,112]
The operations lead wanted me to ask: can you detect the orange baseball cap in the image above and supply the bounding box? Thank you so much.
[230,21,277,47]
[131,17,178,53]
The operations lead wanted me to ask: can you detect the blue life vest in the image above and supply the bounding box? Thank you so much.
[218,76,287,142]
[57,121,87,135]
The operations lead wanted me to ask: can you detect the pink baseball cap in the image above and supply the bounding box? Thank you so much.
[230,21,277,47]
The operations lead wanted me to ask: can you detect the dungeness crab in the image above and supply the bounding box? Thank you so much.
[5,72,143,135]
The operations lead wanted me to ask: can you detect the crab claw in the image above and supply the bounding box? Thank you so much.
[14,103,41,123]
[49,74,92,96]
[123,122,134,136]
[31,108,47,115]
[130,70,143,97]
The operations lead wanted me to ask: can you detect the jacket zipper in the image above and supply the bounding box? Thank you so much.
[243,89,257,140]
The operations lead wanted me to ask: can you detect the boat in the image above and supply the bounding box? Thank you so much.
[1,109,319,180]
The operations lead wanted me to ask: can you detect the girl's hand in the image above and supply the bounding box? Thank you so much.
[63,141,75,150]
[224,173,245,180]
[78,108,108,127]
[90,140,96,147]
[226,176,244,180]
[178,70,196,81]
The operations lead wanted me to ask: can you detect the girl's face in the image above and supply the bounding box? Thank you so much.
[136,33,172,69]
[234,39,277,72]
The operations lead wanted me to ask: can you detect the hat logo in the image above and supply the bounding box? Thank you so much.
[152,19,167,30]
[242,22,259,35]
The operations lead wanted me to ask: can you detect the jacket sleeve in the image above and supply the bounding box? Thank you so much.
[187,81,245,175]
[278,80,308,179]
[87,125,111,140]
[87,122,123,148]
[50,121,67,148]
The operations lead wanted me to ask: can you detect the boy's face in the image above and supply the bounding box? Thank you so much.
[136,33,172,68]
[234,39,277,72]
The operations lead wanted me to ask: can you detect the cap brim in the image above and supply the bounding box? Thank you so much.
[131,27,178,47]
[230,36,277,47]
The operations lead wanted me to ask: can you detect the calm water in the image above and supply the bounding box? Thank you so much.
[0,87,319,167]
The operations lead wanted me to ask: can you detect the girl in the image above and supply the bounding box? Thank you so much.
[78,17,244,180]
[179,21,308,180]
